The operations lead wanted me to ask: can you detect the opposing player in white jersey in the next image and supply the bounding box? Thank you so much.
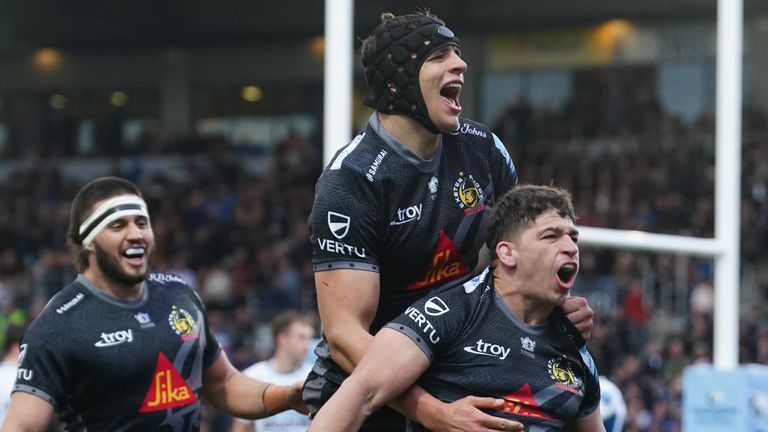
[230,311,314,432]
[599,375,627,432]
[0,324,25,425]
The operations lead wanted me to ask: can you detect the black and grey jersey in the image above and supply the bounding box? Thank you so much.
[14,273,221,432]
[387,268,601,432]
[310,113,517,335]
[305,114,516,430]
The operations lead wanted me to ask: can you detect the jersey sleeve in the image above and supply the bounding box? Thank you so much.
[384,285,471,361]
[309,166,381,271]
[186,284,222,368]
[490,133,518,198]
[13,318,68,408]
[576,345,601,418]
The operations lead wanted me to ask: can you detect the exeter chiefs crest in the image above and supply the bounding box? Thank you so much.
[453,172,485,215]
[168,306,197,340]
[547,357,581,392]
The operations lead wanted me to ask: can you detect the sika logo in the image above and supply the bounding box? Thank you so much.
[501,383,556,421]
[406,230,469,291]
[139,352,197,412]
[424,297,449,316]
[327,212,350,239]
[168,306,197,340]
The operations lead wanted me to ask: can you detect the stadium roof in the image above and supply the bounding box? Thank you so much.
[2,0,764,50]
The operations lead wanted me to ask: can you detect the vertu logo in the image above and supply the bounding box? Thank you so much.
[327,212,350,239]
[424,297,449,316]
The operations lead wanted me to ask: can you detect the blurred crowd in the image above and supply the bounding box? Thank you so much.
[1,94,768,431]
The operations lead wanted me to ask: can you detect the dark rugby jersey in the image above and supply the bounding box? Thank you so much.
[311,112,516,334]
[14,273,221,432]
[386,268,601,432]
[306,113,516,430]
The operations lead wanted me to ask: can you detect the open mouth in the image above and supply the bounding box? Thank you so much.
[556,263,578,286]
[440,82,462,109]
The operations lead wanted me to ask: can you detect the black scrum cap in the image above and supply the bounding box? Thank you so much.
[361,13,461,134]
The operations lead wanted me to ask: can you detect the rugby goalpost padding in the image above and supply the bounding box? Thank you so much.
[323,0,743,368]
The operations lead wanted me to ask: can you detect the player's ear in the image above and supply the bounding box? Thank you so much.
[496,241,517,268]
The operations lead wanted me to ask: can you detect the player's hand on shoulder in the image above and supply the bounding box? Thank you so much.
[563,296,594,341]
[427,396,524,432]
[288,380,309,414]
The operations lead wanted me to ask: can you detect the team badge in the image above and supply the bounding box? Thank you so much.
[453,172,485,215]
[428,176,439,200]
[521,337,536,352]
[135,312,155,328]
[168,306,197,340]
[547,357,580,392]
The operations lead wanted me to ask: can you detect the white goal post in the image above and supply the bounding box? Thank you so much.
[323,0,743,368]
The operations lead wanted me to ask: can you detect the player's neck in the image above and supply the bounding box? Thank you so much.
[378,112,440,160]
[83,267,145,301]
[494,272,554,325]
[271,351,302,373]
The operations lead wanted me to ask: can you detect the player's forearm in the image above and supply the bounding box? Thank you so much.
[208,378,296,419]
[389,384,444,430]
[324,326,375,374]
[308,378,376,431]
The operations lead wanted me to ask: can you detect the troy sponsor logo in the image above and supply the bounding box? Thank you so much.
[406,230,468,291]
[56,292,84,314]
[139,352,197,412]
[95,329,134,347]
[463,339,511,360]
[327,211,350,239]
[424,297,449,316]
[366,149,388,182]
[318,238,366,258]
[404,306,440,344]
[460,123,487,138]
[501,383,556,420]
[390,204,422,226]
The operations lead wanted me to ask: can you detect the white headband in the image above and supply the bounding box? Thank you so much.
[79,195,150,247]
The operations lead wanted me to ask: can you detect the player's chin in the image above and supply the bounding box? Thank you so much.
[436,118,460,134]
[552,290,571,306]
